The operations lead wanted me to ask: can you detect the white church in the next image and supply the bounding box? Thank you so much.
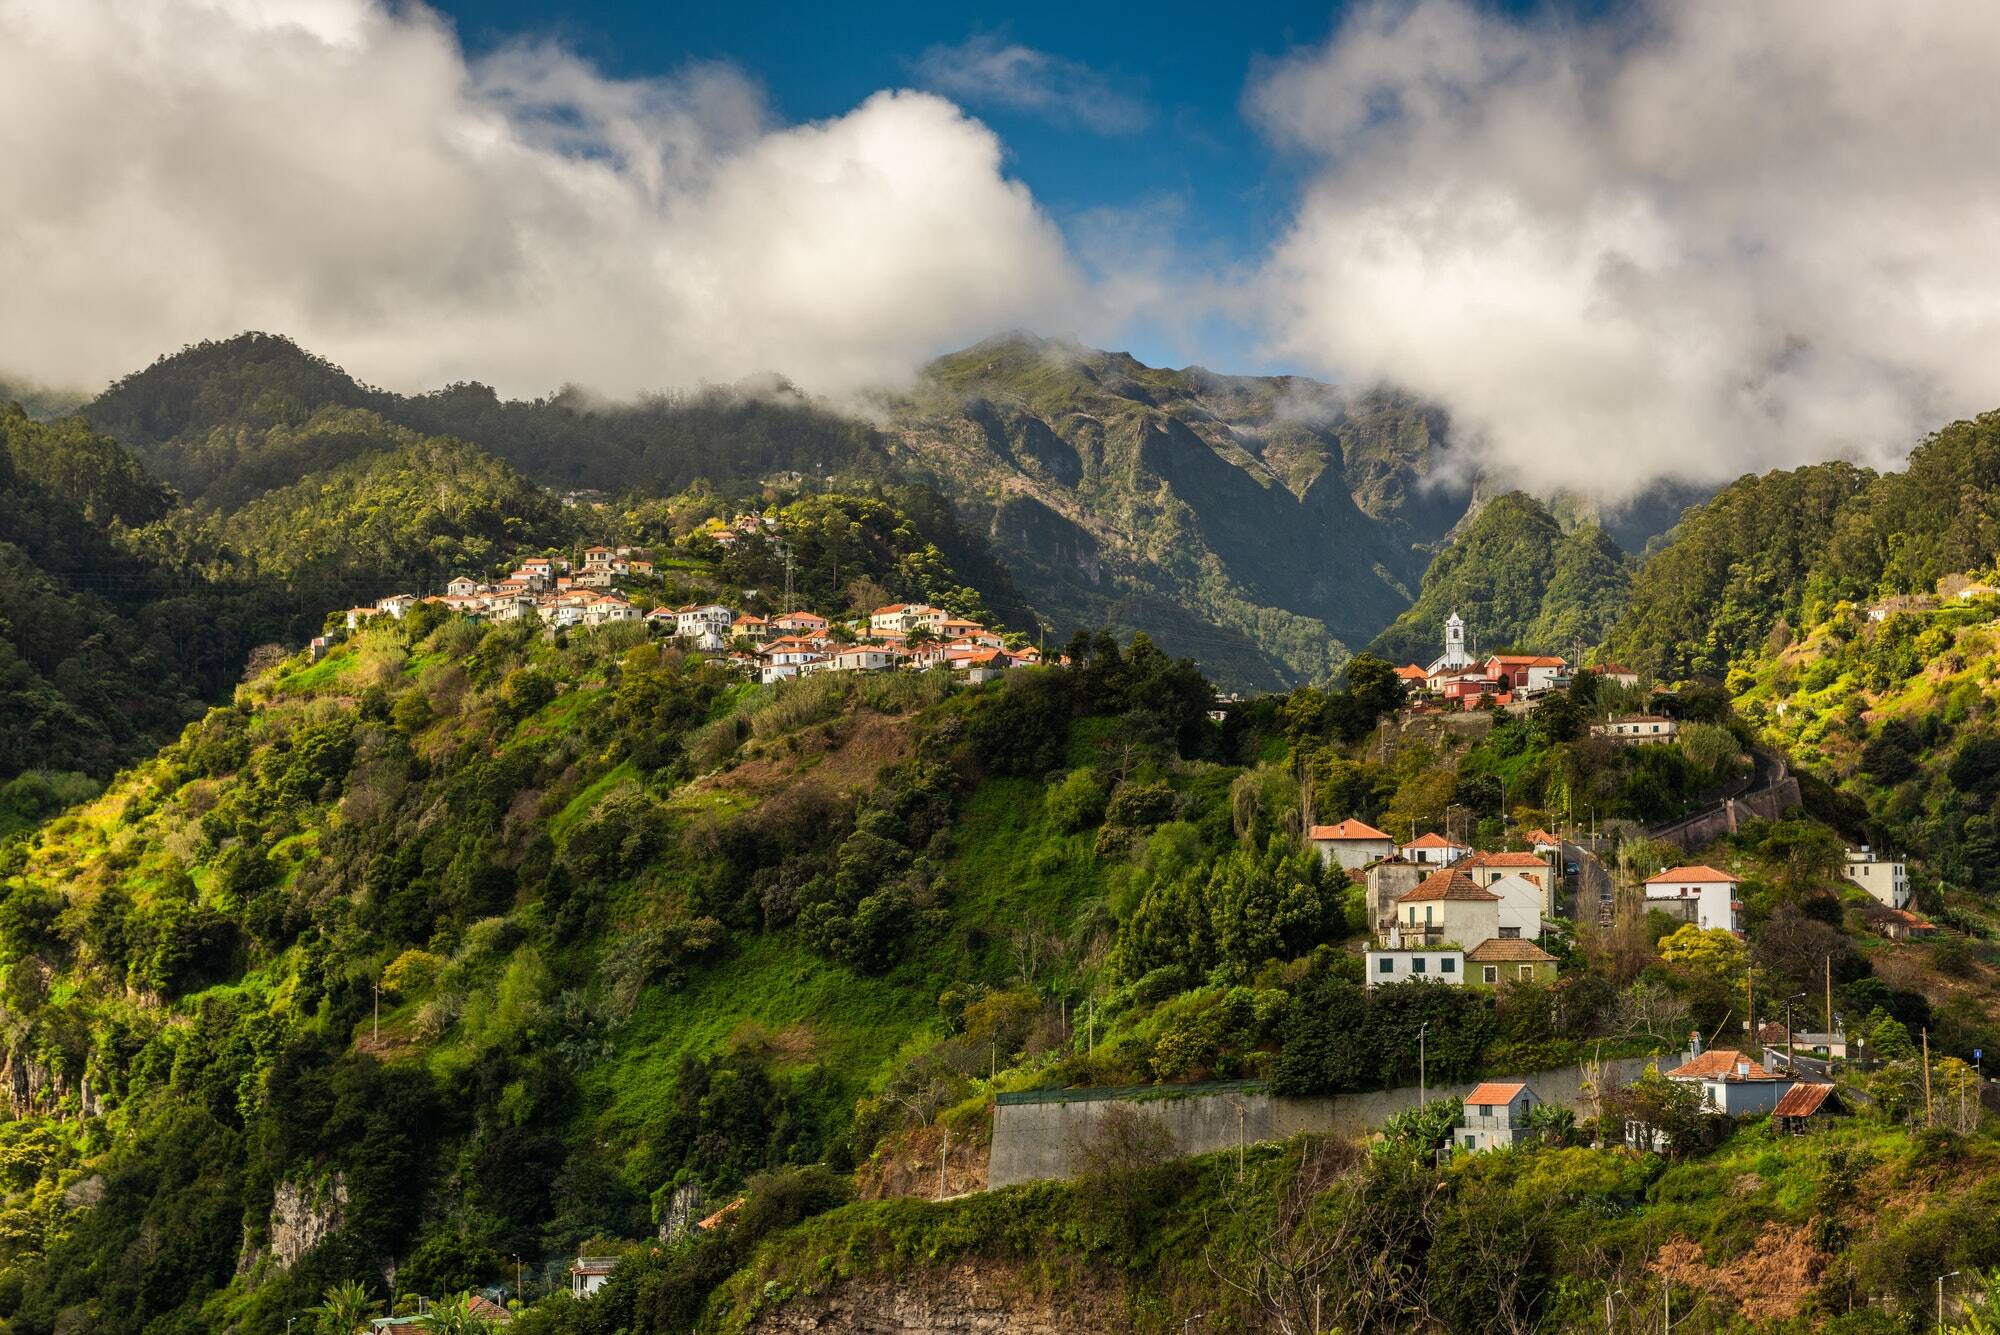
[1426,612,1474,677]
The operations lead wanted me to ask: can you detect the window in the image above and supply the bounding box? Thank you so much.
[1464,1135,1476,1149]
[1378,957,1394,974]
[1483,965,1499,983]
[1518,965,1534,980]
[1412,958,1427,974]
[1479,1103,1491,1118]
[1499,927,1520,939]
[1440,957,1456,973]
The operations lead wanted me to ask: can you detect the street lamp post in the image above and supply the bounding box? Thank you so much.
[1418,1022,1429,1107]
[1940,1271,1961,1333]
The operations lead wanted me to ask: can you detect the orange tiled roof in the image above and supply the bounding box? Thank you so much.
[1463,1081,1527,1106]
[1645,865,1736,884]
[1666,1049,1779,1081]
[1464,851,1549,869]
[1309,818,1394,842]
[1466,938,1556,962]
[1397,869,1500,903]
[1404,832,1469,850]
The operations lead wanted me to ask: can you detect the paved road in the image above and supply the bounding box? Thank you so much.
[1563,839,1617,925]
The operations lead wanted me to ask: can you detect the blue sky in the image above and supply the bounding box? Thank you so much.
[12,0,1981,499]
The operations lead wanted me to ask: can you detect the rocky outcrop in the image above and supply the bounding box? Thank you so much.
[263,1172,349,1272]
[743,1263,1124,1334]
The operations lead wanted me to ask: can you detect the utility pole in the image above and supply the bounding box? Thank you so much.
[1419,1023,1429,1107]
[1923,1028,1935,1127]
[373,979,380,1045]
[1746,966,1755,1048]
[1826,956,1834,1057]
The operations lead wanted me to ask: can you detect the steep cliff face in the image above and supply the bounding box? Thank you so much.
[743,1263,1125,1334]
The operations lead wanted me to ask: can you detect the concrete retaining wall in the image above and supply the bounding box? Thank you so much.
[987,1057,1650,1189]
[1653,780,1802,852]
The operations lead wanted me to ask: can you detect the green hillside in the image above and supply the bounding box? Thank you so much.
[1366,492,1632,665]
[79,333,1488,690]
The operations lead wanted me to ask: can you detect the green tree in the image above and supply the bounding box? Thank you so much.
[307,1279,382,1334]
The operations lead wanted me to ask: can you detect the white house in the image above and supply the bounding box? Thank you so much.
[1391,869,1500,948]
[1591,714,1679,743]
[583,596,639,627]
[869,603,925,635]
[1843,848,1910,909]
[1454,1082,1543,1151]
[1643,865,1741,934]
[757,637,827,684]
[1365,946,1466,987]
[772,612,829,635]
[675,603,734,645]
[446,575,482,598]
[1521,828,1564,857]
[1401,832,1471,866]
[1307,818,1399,871]
[570,1256,616,1298]
[1485,874,1545,941]
[1463,850,1556,918]
[1664,1047,1793,1116]
[829,646,898,673]
[374,593,418,619]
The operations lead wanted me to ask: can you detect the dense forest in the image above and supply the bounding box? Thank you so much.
[1366,492,1632,665]
[9,335,2000,1331]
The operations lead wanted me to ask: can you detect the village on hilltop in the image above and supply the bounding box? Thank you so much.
[322,511,1056,686]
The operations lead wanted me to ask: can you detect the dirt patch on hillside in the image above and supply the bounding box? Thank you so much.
[695,711,917,803]
[855,1120,992,1200]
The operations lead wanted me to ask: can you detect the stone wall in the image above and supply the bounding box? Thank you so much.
[988,1058,1650,1189]
[1652,780,1802,852]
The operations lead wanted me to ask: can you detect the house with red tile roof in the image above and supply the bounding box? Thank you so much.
[1664,1047,1793,1115]
[1392,869,1500,947]
[1401,831,1471,866]
[1483,654,1568,696]
[1307,818,1398,870]
[1454,1081,1544,1151]
[1644,865,1740,933]
[1467,937,1557,984]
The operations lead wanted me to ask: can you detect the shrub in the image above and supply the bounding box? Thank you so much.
[1045,768,1109,833]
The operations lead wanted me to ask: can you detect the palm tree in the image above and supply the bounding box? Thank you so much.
[418,1294,485,1333]
[306,1279,381,1334]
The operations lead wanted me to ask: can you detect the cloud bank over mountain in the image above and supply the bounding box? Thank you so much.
[1248,0,2000,501]
[9,0,2000,504]
[0,0,1092,398]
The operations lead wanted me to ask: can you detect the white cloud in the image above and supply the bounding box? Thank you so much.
[915,34,1149,136]
[1248,0,2000,503]
[0,0,1095,399]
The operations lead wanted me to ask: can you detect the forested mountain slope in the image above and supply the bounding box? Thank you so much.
[81,334,1487,689]
[1365,492,1632,664]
